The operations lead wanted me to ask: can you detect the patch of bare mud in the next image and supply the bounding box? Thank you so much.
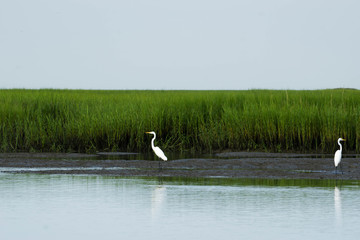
[0,152,359,180]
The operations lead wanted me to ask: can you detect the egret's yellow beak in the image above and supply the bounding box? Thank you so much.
[145,132,150,134]
[343,139,346,141]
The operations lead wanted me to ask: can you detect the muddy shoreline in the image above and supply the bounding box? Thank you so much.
[0,152,359,180]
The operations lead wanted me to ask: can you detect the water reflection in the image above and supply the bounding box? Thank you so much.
[1,174,360,240]
[151,185,167,220]
[334,186,342,228]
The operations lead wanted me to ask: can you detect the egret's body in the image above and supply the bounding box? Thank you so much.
[334,138,345,174]
[152,146,167,161]
[334,150,342,168]
[146,131,167,169]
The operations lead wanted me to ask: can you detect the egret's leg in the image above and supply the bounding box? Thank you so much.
[335,166,338,175]
[158,161,162,171]
[340,163,343,174]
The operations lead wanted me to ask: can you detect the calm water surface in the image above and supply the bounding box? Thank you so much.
[1,173,360,240]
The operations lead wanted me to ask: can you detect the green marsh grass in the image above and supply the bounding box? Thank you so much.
[0,89,359,153]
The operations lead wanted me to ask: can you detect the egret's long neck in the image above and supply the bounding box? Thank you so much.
[151,133,156,150]
[338,140,342,152]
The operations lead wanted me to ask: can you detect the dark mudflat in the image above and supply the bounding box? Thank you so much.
[0,152,359,180]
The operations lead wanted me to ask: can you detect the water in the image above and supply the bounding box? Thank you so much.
[1,173,360,240]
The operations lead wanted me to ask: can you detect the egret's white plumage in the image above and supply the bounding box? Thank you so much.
[146,131,168,161]
[334,149,342,167]
[334,138,345,173]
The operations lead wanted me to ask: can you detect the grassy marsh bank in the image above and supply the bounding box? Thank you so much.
[0,89,359,153]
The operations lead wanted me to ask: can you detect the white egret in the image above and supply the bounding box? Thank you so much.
[146,131,167,169]
[334,138,346,174]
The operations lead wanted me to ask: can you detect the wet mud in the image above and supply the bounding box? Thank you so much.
[0,152,359,180]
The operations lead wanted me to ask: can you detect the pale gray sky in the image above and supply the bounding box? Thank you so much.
[1,0,359,90]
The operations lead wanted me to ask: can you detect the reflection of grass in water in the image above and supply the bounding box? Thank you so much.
[161,177,360,188]
[0,89,359,153]
[118,176,360,188]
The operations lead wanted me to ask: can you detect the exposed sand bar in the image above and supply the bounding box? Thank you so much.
[0,152,359,180]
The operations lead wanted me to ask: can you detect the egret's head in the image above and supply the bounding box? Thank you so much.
[338,138,346,142]
[146,131,155,135]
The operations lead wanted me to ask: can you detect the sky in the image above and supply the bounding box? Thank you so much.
[1,0,360,90]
